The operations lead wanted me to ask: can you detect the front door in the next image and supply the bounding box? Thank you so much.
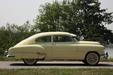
[52,35,79,60]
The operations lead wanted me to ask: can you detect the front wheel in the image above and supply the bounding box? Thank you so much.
[23,59,37,65]
[84,52,100,65]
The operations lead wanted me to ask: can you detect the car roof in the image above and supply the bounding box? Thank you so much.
[30,32,76,39]
[14,32,76,47]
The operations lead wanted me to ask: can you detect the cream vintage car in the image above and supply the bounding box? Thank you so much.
[6,32,107,65]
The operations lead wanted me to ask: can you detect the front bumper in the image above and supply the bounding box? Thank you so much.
[101,52,109,59]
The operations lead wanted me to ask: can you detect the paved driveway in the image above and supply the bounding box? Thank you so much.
[0,61,113,69]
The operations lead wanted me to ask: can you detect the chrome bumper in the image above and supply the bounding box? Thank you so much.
[4,50,8,56]
[4,50,14,57]
[101,52,109,59]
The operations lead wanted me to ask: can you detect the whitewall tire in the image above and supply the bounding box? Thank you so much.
[85,52,100,65]
[23,59,37,65]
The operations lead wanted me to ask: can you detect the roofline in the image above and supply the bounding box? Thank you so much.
[33,31,76,37]
[14,32,76,47]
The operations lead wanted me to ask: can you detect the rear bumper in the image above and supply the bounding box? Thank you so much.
[4,50,15,57]
[4,50,8,56]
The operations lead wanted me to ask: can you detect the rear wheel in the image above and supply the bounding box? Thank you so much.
[84,52,100,65]
[23,59,37,65]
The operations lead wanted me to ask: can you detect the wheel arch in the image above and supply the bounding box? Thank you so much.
[84,51,100,59]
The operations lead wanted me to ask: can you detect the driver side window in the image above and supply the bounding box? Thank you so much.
[53,35,74,42]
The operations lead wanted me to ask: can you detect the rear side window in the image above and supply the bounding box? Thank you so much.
[53,35,73,42]
[35,36,51,43]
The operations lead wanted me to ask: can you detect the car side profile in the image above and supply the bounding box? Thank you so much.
[6,32,107,65]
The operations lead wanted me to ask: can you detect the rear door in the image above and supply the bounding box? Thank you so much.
[35,35,53,59]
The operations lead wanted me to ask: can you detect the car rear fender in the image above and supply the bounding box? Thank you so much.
[9,45,45,59]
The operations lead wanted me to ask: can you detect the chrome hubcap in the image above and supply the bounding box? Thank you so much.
[24,59,37,65]
[86,53,99,65]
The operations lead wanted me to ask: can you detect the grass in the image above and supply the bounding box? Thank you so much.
[0,56,19,61]
[101,58,113,62]
[108,58,113,62]
[0,68,113,75]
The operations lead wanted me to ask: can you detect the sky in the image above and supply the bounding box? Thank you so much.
[0,0,113,31]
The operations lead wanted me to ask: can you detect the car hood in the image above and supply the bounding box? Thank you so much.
[78,41,100,45]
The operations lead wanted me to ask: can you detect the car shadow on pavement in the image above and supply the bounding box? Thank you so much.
[10,62,113,67]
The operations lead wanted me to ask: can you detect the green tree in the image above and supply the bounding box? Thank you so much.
[0,22,36,55]
[35,0,113,44]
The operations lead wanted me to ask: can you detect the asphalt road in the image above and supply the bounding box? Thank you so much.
[0,61,113,69]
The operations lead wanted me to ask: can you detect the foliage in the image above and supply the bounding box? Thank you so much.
[0,0,113,55]
[35,0,113,44]
[0,21,36,55]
